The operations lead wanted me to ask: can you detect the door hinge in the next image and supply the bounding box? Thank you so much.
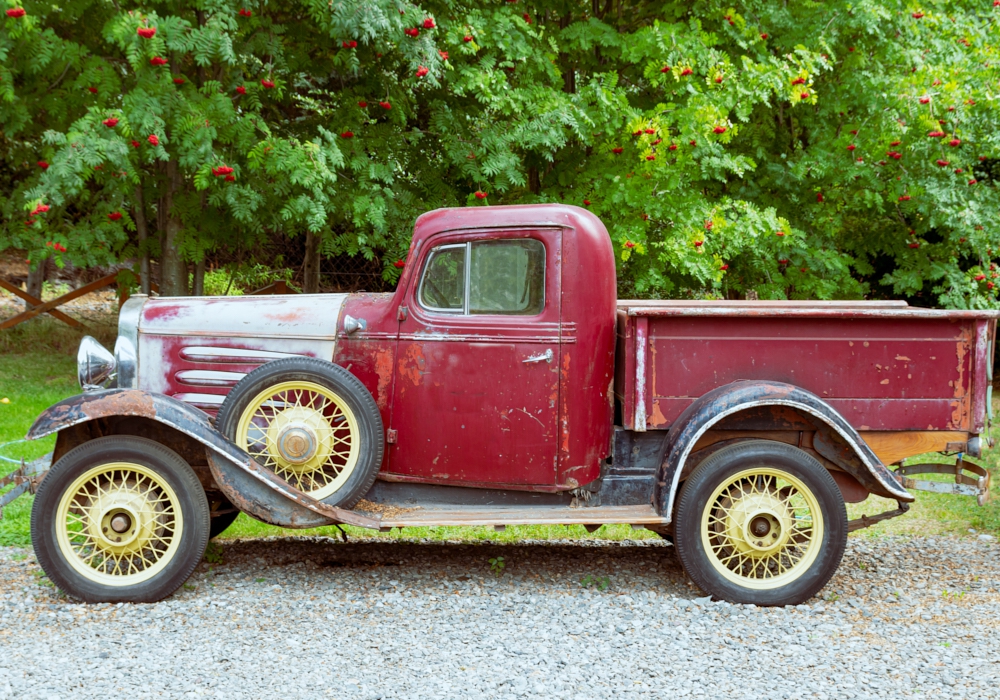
[397,306,408,322]
[386,429,398,444]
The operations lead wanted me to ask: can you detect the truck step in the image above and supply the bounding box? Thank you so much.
[357,503,667,529]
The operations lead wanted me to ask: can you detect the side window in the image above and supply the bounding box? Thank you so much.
[470,240,544,315]
[418,244,466,312]
[417,238,546,316]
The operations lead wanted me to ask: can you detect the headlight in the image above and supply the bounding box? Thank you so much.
[77,336,117,391]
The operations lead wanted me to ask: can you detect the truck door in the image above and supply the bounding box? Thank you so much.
[387,228,561,487]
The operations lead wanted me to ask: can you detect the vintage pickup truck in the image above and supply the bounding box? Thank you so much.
[4,204,995,606]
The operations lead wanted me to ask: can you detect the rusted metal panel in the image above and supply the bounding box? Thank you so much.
[386,227,562,487]
[333,292,399,476]
[896,459,990,504]
[556,211,616,488]
[633,316,648,432]
[971,320,990,434]
[616,310,638,439]
[653,380,914,525]
[371,503,666,528]
[633,315,985,432]
[137,295,342,413]
[26,389,380,530]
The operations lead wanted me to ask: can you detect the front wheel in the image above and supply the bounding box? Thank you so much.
[30,436,210,603]
[673,440,847,606]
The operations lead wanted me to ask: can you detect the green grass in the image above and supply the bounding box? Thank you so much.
[218,517,661,543]
[3,316,1000,547]
[0,349,81,546]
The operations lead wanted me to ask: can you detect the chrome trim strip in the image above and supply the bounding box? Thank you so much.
[179,346,302,363]
[175,369,247,388]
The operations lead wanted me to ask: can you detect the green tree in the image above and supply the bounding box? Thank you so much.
[1,1,997,307]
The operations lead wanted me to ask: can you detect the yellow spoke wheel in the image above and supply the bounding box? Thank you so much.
[701,467,823,590]
[235,380,361,500]
[55,462,183,586]
[674,440,847,606]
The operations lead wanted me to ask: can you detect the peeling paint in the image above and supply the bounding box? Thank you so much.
[374,348,393,411]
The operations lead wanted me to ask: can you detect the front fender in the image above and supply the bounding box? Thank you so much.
[27,389,378,529]
[655,380,912,522]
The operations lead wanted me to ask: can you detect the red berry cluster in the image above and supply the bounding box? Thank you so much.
[342,40,358,49]
[6,8,26,18]
[238,9,252,18]
[150,56,168,66]
[108,212,123,221]
[46,241,67,252]
[102,117,119,128]
[137,27,157,38]
[212,165,234,176]
[261,79,275,88]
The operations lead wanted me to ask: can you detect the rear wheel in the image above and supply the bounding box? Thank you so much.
[673,440,846,606]
[30,436,210,603]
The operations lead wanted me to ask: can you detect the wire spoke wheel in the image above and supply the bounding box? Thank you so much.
[55,462,183,587]
[702,467,823,590]
[235,380,361,500]
[675,441,847,606]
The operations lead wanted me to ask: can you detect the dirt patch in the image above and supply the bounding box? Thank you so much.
[354,499,419,519]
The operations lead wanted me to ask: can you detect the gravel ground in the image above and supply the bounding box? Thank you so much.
[1,534,998,699]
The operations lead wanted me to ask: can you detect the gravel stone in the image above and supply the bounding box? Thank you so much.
[0,534,998,698]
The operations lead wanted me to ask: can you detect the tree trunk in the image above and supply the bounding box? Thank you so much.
[560,14,575,94]
[528,166,541,195]
[159,158,188,296]
[133,183,151,294]
[303,231,321,294]
[24,258,46,311]
[192,259,205,296]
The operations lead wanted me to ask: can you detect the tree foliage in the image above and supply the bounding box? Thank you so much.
[1,0,997,305]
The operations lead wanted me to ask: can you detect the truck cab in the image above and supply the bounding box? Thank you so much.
[336,204,616,492]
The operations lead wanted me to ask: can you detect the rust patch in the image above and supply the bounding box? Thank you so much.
[398,344,426,387]
[560,351,571,459]
[374,348,393,411]
[650,401,668,427]
[951,327,972,428]
[354,499,417,518]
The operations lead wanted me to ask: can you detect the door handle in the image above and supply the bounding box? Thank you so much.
[522,349,554,364]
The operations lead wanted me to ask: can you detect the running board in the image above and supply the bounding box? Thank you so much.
[354,503,667,530]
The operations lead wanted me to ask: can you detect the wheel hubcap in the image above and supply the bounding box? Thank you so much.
[701,467,824,590]
[56,463,183,586]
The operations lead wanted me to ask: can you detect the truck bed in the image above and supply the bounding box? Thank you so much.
[615,300,997,436]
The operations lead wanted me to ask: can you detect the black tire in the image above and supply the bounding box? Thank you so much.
[216,357,384,510]
[30,436,210,603]
[673,440,847,606]
[208,496,241,539]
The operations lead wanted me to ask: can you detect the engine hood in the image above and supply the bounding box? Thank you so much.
[127,293,348,412]
[138,294,347,339]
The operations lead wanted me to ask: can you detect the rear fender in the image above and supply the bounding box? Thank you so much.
[655,380,913,522]
[27,389,379,529]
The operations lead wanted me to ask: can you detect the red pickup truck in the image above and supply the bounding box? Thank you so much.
[8,204,996,606]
